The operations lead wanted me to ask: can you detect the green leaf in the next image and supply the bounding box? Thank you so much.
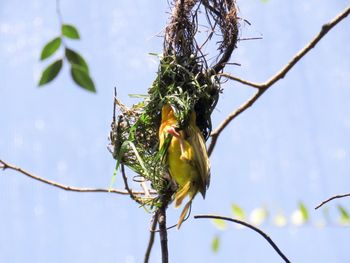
[211,219,227,231]
[148,52,162,58]
[38,59,63,86]
[299,202,309,222]
[128,94,148,98]
[109,141,130,190]
[71,65,96,92]
[40,37,61,60]
[338,205,350,225]
[65,48,89,73]
[211,236,220,253]
[108,140,149,190]
[62,24,80,39]
[109,162,119,191]
[231,204,246,220]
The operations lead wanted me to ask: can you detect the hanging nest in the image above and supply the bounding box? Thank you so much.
[109,0,239,209]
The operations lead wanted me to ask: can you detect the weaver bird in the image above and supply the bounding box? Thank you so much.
[159,104,210,228]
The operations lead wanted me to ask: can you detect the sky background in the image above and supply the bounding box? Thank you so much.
[1,0,350,262]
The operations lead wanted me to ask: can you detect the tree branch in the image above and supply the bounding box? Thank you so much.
[156,191,173,263]
[315,193,350,210]
[0,159,154,196]
[208,88,265,155]
[194,214,291,263]
[158,206,168,263]
[219,73,261,89]
[144,212,159,263]
[208,5,350,155]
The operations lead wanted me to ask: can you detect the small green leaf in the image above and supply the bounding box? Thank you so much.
[108,162,119,191]
[211,236,220,253]
[65,48,89,73]
[71,65,96,92]
[40,37,61,60]
[292,202,309,226]
[148,52,162,58]
[231,204,246,220]
[338,205,350,219]
[62,24,80,39]
[211,219,227,230]
[299,202,309,222]
[338,205,350,225]
[38,59,63,86]
[128,94,148,98]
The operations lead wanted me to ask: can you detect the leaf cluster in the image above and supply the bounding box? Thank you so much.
[210,202,350,253]
[38,24,95,92]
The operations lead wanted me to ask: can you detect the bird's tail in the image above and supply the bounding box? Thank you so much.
[174,181,196,229]
[177,200,192,229]
[174,181,191,208]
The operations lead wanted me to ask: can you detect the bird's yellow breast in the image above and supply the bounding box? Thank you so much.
[158,104,210,228]
[167,134,199,188]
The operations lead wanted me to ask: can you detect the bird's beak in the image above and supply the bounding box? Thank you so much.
[167,125,180,138]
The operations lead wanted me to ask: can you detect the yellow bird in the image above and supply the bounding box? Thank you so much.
[159,104,210,228]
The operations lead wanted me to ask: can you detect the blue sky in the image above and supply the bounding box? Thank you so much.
[1,0,350,262]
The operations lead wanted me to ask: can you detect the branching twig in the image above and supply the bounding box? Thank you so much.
[208,88,265,156]
[208,5,350,155]
[315,193,350,210]
[120,164,147,204]
[55,0,63,26]
[0,159,154,196]
[194,214,291,263]
[144,212,159,263]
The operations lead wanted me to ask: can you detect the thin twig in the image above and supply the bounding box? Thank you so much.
[219,73,261,89]
[194,214,291,263]
[0,159,154,196]
[120,164,146,203]
[208,88,265,156]
[55,0,68,48]
[238,37,263,41]
[55,0,63,25]
[208,5,350,155]
[315,193,350,210]
[151,205,192,232]
[144,212,159,263]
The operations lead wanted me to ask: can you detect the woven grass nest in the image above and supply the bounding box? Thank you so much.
[109,0,239,209]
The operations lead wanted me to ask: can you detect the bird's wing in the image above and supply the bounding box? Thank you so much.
[187,124,211,195]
